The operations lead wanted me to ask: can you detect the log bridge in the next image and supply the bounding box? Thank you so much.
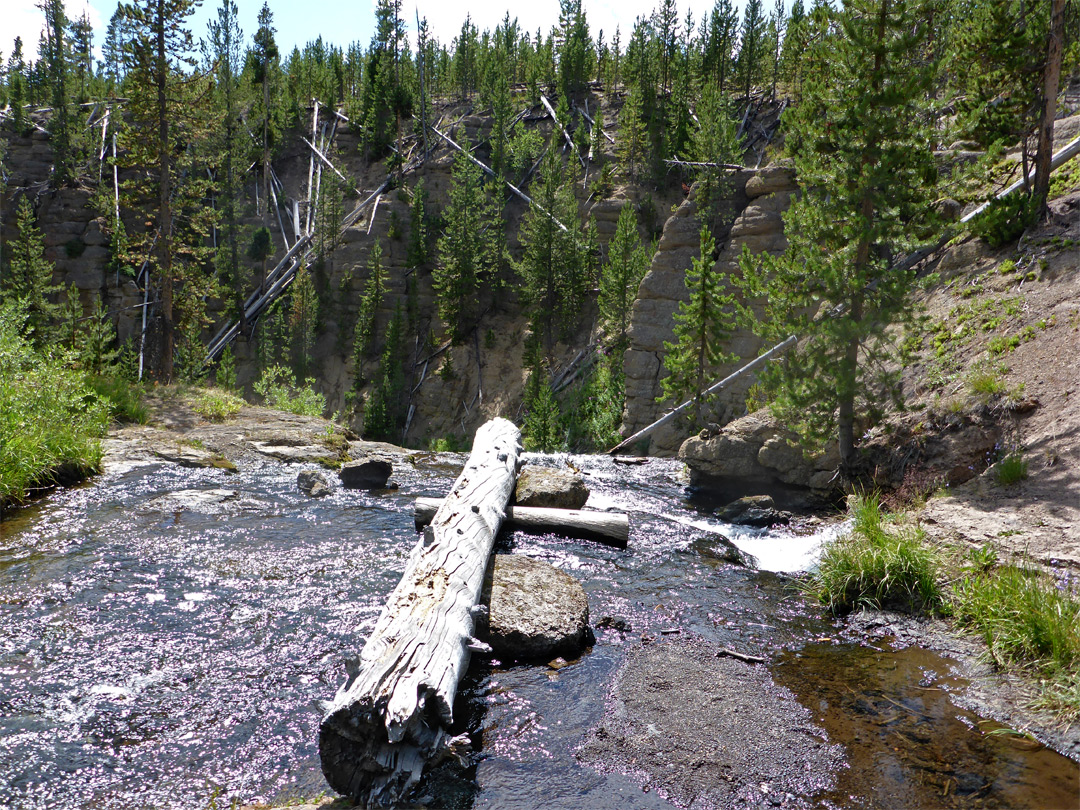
[319,419,630,805]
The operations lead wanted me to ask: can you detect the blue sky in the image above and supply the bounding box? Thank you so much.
[3,0,770,63]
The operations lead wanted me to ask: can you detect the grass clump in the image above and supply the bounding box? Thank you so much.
[192,387,245,422]
[994,452,1028,485]
[809,494,944,615]
[87,374,148,424]
[0,304,110,507]
[952,565,1079,677]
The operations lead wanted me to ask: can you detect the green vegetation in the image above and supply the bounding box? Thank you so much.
[809,494,944,615]
[254,365,326,417]
[993,452,1028,485]
[0,304,110,507]
[192,387,245,421]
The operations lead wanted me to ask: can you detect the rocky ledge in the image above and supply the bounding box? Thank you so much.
[679,411,841,510]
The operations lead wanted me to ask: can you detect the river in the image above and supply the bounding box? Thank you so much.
[0,450,1076,809]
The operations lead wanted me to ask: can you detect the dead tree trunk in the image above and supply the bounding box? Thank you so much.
[319,418,522,805]
[413,497,629,547]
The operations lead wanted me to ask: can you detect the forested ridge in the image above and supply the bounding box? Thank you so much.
[1,0,1077,483]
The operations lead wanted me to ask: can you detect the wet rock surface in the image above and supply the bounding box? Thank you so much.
[297,469,333,498]
[719,494,791,528]
[685,533,756,567]
[513,467,590,509]
[577,637,843,809]
[478,555,594,661]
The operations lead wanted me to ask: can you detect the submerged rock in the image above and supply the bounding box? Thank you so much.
[297,469,333,498]
[577,637,842,808]
[688,533,756,568]
[514,467,589,509]
[250,440,339,465]
[339,455,393,489]
[153,443,234,470]
[478,554,594,661]
[719,494,791,528]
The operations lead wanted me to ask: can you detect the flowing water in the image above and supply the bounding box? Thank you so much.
[0,452,1076,809]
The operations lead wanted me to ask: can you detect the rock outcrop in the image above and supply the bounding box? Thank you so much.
[297,469,334,498]
[621,167,797,455]
[478,554,593,661]
[679,410,840,509]
[513,467,589,509]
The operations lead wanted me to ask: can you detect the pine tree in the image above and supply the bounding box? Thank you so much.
[521,339,563,451]
[737,0,768,99]
[406,178,429,268]
[599,203,649,350]
[7,38,28,134]
[289,262,318,378]
[208,0,246,332]
[618,87,649,182]
[769,0,787,99]
[661,225,731,425]
[1,196,61,346]
[736,0,939,469]
[515,148,586,353]
[39,0,74,186]
[434,147,503,342]
[69,11,94,104]
[364,302,406,441]
[248,2,279,232]
[122,0,202,382]
[557,0,590,98]
[353,238,385,384]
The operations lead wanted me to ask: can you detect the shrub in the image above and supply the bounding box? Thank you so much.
[0,303,110,506]
[192,387,245,421]
[809,494,944,615]
[969,193,1039,249]
[254,365,326,417]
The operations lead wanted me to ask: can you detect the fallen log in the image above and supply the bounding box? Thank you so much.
[413,496,629,548]
[319,418,522,805]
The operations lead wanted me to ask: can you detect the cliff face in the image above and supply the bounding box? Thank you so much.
[622,166,796,455]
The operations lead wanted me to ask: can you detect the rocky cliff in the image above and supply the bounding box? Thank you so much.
[622,165,796,455]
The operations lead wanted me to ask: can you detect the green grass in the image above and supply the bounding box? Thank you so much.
[994,452,1028,485]
[809,494,944,615]
[0,304,110,507]
[191,387,245,421]
[952,565,1080,676]
[87,373,148,424]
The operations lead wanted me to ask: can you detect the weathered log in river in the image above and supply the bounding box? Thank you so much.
[318,418,522,805]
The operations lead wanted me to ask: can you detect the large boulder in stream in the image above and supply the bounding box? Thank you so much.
[339,455,393,489]
[478,554,594,661]
[298,469,334,498]
[513,467,589,509]
[679,411,840,509]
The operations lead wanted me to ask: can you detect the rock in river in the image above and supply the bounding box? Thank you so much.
[339,455,393,489]
[478,555,594,661]
[514,467,589,509]
[297,469,333,498]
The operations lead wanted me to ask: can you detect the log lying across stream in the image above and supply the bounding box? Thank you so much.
[413,496,629,548]
[318,418,522,805]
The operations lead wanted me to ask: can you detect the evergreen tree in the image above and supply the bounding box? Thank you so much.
[1,196,61,346]
[654,0,679,95]
[102,8,130,91]
[289,262,318,378]
[521,339,563,451]
[515,148,586,353]
[737,0,768,99]
[769,0,787,99]
[434,147,504,342]
[248,2,279,232]
[39,0,74,186]
[661,225,731,425]
[208,0,246,332]
[736,0,939,469]
[353,238,385,384]
[557,0,591,97]
[6,38,27,135]
[76,294,119,375]
[69,11,94,104]
[364,302,406,441]
[599,203,650,350]
[122,0,203,382]
[406,178,430,268]
[618,87,649,182]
